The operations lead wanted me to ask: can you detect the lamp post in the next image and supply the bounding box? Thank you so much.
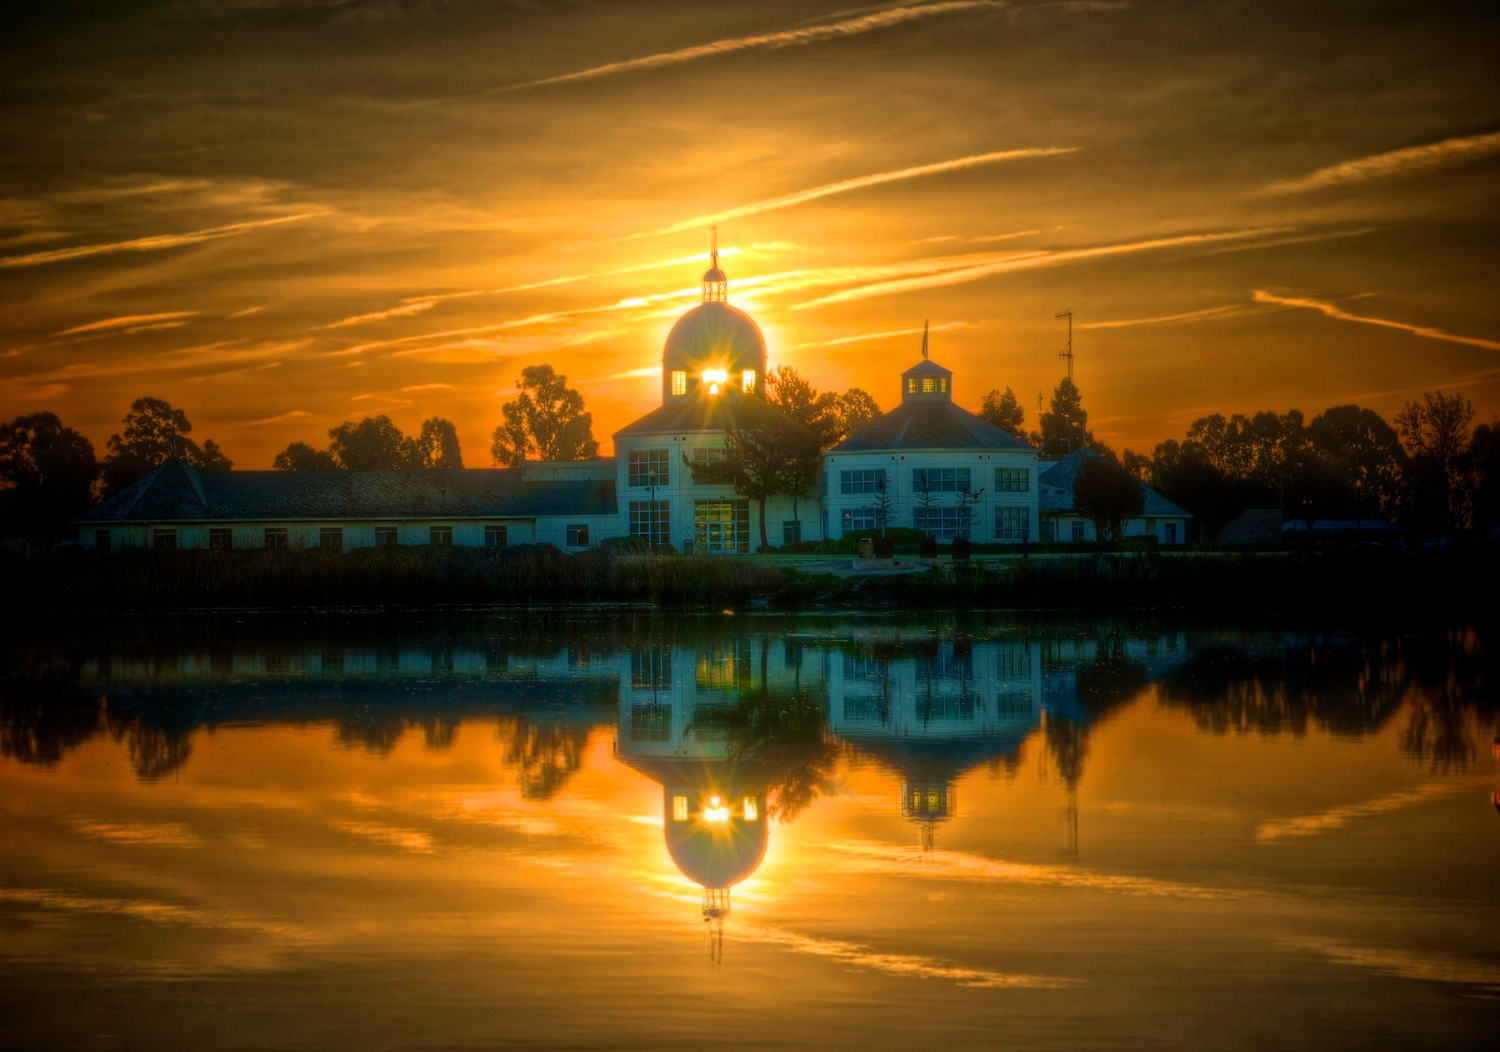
[647,471,661,549]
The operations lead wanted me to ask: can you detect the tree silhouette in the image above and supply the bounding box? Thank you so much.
[1039,377,1089,454]
[832,388,881,442]
[491,365,598,466]
[1395,390,1475,533]
[272,441,338,470]
[685,405,818,550]
[980,386,1026,439]
[327,414,419,470]
[0,412,99,538]
[1072,455,1143,541]
[765,366,881,450]
[102,397,231,492]
[415,416,463,468]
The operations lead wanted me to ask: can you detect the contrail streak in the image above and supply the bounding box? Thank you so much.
[0,213,327,269]
[1252,290,1500,352]
[57,311,197,336]
[650,148,1075,236]
[1264,129,1500,194]
[507,2,1017,91]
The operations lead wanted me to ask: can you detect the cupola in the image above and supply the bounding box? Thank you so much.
[900,321,953,404]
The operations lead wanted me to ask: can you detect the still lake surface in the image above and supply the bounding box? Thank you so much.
[1,612,1496,1051]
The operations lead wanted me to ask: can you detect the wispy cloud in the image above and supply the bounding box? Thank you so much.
[1079,304,1262,330]
[650,149,1076,236]
[0,212,327,269]
[241,410,309,427]
[1252,290,1500,352]
[795,321,970,348]
[795,228,1286,309]
[56,311,198,336]
[1284,937,1500,992]
[1264,129,1500,194]
[417,247,751,304]
[401,382,454,391]
[321,300,436,329]
[505,2,1019,92]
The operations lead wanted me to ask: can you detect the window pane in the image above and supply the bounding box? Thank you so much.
[629,501,670,547]
[485,526,507,549]
[628,449,670,487]
[671,370,687,396]
[320,527,343,550]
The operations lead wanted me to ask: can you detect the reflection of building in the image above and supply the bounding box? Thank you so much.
[828,636,1044,849]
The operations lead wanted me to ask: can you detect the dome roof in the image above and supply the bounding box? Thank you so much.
[663,301,765,364]
[702,266,727,283]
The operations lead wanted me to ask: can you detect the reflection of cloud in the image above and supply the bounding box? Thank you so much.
[57,311,198,335]
[506,2,1019,91]
[796,229,1285,309]
[1286,937,1500,991]
[739,924,1081,989]
[330,820,434,854]
[70,819,201,847]
[826,839,1239,899]
[1265,130,1500,194]
[1255,781,1465,841]
[651,148,1076,236]
[321,300,436,328]
[1252,290,1500,352]
[0,212,327,268]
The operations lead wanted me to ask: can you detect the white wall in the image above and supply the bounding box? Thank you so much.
[821,448,1039,542]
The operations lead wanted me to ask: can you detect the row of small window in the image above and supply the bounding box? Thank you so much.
[116,526,512,551]
[841,506,1030,541]
[669,369,757,396]
[906,376,949,394]
[670,795,758,822]
[838,467,1029,494]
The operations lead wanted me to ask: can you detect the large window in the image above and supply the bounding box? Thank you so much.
[631,648,672,690]
[375,526,398,547]
[915,506,962,541]
[741,369,756,393]
[264,527,288,549]
[995,467,1028,492]
[1164,522,1178,544]
[1070,522,1086,542]
[840,468,886,495]
[153,528,176,550]
[629,500,670,547]
[628,449,670,488]
[485,525,508,549]
[320,527,343,550]
[209,528,233,551]
[566,524,590,548]
[995,506,1029,542]
[841,508,879,535]
[912,467,971,493]
[693,499,749,554]
[429,526,452,546]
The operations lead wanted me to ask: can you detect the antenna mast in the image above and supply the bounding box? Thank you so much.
[1055,309,1074,380]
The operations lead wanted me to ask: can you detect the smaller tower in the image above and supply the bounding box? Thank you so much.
[900,322,953,404]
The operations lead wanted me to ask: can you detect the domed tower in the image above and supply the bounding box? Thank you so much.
[661,230,767,404]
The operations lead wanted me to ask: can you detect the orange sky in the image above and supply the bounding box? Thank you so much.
[2,1,1497,467]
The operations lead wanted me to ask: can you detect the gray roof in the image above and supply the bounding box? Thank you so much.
[79,460,616,523]
[830,401,1034,453]
[614,391,789,438]
[1037,448,1189,517]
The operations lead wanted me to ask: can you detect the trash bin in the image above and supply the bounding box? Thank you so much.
[857,538,874,559]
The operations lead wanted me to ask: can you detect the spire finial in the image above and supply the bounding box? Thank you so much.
[921,319,929,360]
[711,226,718,270]
[702,228,727,304]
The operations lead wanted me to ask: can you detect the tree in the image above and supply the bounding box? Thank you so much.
[1307,405,1407,519]
[273,441,338,471]
[1471,421,1500,539]
[872,475,896,538]
[1039,377,1089,455]
[415,416,463,469]
[0,412,99,537]
[1150,440,1240,542]
[684,401,817,549]
[1073,455,1144,542]
[956,485,986,540]
[980,387,1026,439]
[1394,391,1475,533]
[491,365,598,466]
[102,397,229,493]
[327,415,418,470]
[831,388,881,443]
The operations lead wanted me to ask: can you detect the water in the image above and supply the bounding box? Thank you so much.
[2,612,1496,1051]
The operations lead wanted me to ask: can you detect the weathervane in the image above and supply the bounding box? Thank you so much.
[921,318,929,360]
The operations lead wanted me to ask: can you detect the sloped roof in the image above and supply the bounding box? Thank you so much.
[614,391,791,437]
[80,461,616,523]
[829,401,1034,453]
[903,358,952,377]
[1037,448,1189,517]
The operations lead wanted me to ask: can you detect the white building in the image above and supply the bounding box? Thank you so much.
[821,336,1039,543]
[1037,448,1190,544]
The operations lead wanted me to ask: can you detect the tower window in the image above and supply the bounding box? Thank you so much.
[922,377,936,393]
[671,370,687,396]
[940,378,948,393]
[907,378,917,394]
[672,795,688,822]
[742,369,755,393]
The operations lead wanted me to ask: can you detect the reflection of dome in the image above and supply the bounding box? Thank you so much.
[663,786,768,890]
[663,303,766,367]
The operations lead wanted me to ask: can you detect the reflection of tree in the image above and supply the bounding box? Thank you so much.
[699,688,838,823]
[1045,629,1150,787]
[0,678,104,766]
[334,714,407,755]
[419,715,460,751]
[1398,628,1496,772]
[499,717,588,799]
[124,724,192,781]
